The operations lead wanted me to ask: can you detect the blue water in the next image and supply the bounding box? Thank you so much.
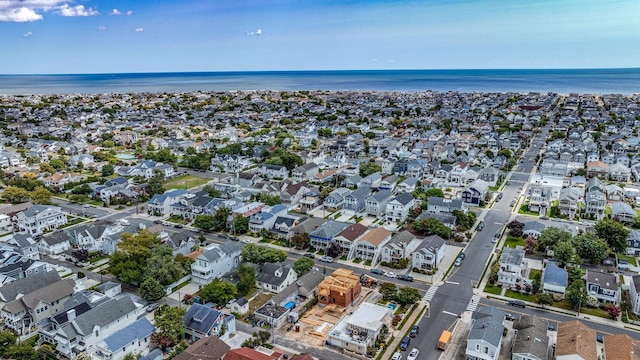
[0,69,639,95]
[388,303,397,310]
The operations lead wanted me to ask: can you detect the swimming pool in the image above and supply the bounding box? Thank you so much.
[285,301,296,310]
[388,303,397,310]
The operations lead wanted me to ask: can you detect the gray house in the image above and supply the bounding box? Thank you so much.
[465,306,505,360]
[365,190,393,218]
[343,187,372,213]
[511,315,549,360]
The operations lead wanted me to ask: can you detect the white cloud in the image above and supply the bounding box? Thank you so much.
[135,27,143,32]
[22,31,33,38]
[246,28,262,36]
[126,10,132,15]
[0,7,43,22]
[97,25,107,31]
[59,4,98,17]
[111,8,121,15]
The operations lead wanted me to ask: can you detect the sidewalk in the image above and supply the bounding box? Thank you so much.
[379,302,427,359]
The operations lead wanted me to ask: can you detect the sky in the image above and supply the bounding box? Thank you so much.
[0,0,639,74]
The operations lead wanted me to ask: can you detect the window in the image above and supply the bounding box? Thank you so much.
[483,346,488,354]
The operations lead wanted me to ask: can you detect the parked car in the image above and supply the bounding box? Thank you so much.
[242,239,251,244]
[304,253,316,259]
[454,258,462,267]
[540,216,549,220]
[398,274,414,282]
[410,325,420,338]
[458,252,465,260]
[146,303,160,312]
[391,352,402,360]
[508,300,526,308]
[505,313,516,321]
[319,256,334,263]
[371,268,384,275]
[491,237,498,243]
[384,271,397,278]
[477,221,485,231]
[407,348,419,360]
[400,337,411,351]
[230,236,239,241]
[218,233,229,239]
[82,204,90,208]
[153,220,163,224]
[174,224,184,228]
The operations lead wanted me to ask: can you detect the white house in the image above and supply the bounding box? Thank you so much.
[256,263,298,293]
[497,248,528,288]
[630,275,640,315]
[13,205,67,236]
[585,270,619,304]
[326,302,391,357]
[93,318,156,360]
[191,241,243,285]
[465,306,504,360]
[385,193,416,224]
[147,189,188,216]
[411,235,446,272]
[379,230,422,266]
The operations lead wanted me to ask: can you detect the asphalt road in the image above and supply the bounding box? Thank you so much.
[51,197,111,218]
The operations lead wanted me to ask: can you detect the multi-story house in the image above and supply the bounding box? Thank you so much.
[291,162,319,182]
[326,303,391,358]
[611,202,636,224]
[309,221,349,250]
[323,187,351,210]
[258,164,288,179]
[93,318,156,360]
[427,197,468,215]
[158,230,198,257]
[6,233,40,260]
[584,177,606,220]
[555,321,597,360]
[13,205,67,236]
[558,187,581,220]
[609,163,631,182]
[478,167,499,187]
[353,227,392,264]
[299,190,321,214]
[360,172,382,189]
[377,175,399,192]
[148,189,188,216]
[449,162,468,184]
[585,270,619,304]
[0,214,12,233]
[317,268,362,307]
[586,161,609,179]
[511,315,550,360]
[465,306,505,360]
[120,160,176,180]
[183,303,236,341]
[365,190,392,218]
[542,261,568,300]
[256,263,298,293]
[379,231,421,266]
[396,177,418,193]
[605,184,625,202]
[248,204,288,234]
[629,275,640,315]
[43,172,82,192]
[385,193,416,224]
[343,187,372,213]
[411,234,446,272]
[333,224,369,259]
[528,183,552,216]
[462,180,489,206]
[191,241,243,285]
[497,248,528,288]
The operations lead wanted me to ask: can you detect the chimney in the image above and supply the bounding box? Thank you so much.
[67,309,76,321]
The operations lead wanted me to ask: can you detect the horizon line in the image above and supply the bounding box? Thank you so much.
[2,67,640,77]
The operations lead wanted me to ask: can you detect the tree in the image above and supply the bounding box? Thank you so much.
[212,207,232,232]
[31,186,52,204]
[379,282,397,301]
[525,236,538,253]
[5,343,37,360]
[101,163,115,177]
[241,244,287,264]
[251,192,282,205]
[1,186,30,203]
[0,330,17,357]
[148,171,166,196]
[359,161,382,177]
[290,232,310,249]
[395,287,421,306]
[194,214,216,231]
[203,185,221,198]
[233,216,249,234]
[237,263,256,297]
[108,230,162,284]
[537,293,554,309]
[604,303,621,319]
[140,277,165,301]
[595,218,629,253]
[497,149,512,159]
[574,232,609,264]
[568,266,584,284]
[146,245,186,285]
[153,306,186,349]
[39,162,56,174]
[507,220,525,238]
[554,241,574,266]
[325,241,341,257]
[566,280,588,310]
[424,188,445,198]
[200,279,238,305]
[293,256,315,276]
[50,158,66,170]
[537,227,573,252]
[413,218,451,238]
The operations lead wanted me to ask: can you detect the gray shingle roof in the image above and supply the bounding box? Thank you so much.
[390,192,414,206]
[0,270,61,302]
[70,296,138,336]
[499,247,525,266]
[512,315,550,359]
[184,303,221,334]
[468,306,505,347]
[543,261,568,287]
[102,318,155,353]
[256,263,295,288]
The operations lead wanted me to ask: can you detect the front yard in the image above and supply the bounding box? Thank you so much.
[617,254,638,267]
[504,235,525,248]
[163,174,209,190]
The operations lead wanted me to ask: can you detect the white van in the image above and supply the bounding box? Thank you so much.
[120,219,130,226]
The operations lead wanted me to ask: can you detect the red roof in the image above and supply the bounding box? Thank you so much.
[223,348,279,360]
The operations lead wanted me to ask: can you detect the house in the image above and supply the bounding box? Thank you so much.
[280,181,309,206]
[497,248,528,288]
[249,204,288,234]
[39,231,71,255]
[380,230,422,266]
[183,303,236,341]
[558,187,582,220]
[224,347,284,360]
[93,177,129,203]
[271,269,325,310]
[365,190,392,218]
[396,177,419,193]
[385,193,416,224]
[40,296,140,359]
[333,223,369,259]
[604,334,640,360]
[626,230,640,255]
[465,306,505,360]
[0,214,12,233]
[555,320,597,360]
[542,261,568,299]
[354,227,392,264]
[478,167,500,187]
[95,281,122,298]
[173,336,230,360]
[120,160,177,180]
[309,221,349,250]
[13,205,67,236]
[585,270,619,304]
[411,235,446,272]
[611,202,636,224]
[299,190,321,214]
[148,189,188,216]
[159,230,198,257]
[6,233,39,260]
[378,175,399,191]
[528,183,552,216]
[511,315,550,360]
[254,302,291,329]
[462,180,490,206]
[450,162,468,183]
[605,184,625,202]
[522,221,545,239]
[326,302,391,358]
[584,178,606,220]
[318,268,362,308]
[259,164,288,179]
[230,298,250,315]
[343,187,372,213]
[609,162,631,182]
[586,161,609,179]
[256,263,298,293]
[630,275,640,315]
[93,318,156,360]
[416,211,457,229]
[291,162,319,182]
[191,241,243,285]
[427,197,468,215]
[270,216,298,239]
[323,187,350,210]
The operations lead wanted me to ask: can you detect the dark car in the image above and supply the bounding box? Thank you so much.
[218,233,229,239]
[505,313,516,321]
[458,252,465,260]
[230,236,239,241]
[304,253,316,259]
[153,220,163,224]
[409,325,420,338]
[398,274,414,282]
[400,337,411,351]
[508,300,526,308]
[371,268,384,275]
[174,224,184,228]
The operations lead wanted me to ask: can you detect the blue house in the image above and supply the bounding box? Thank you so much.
[183,303,237,341]
[542,262,568,299]
[94,318,156,360]
[309,221,349,250]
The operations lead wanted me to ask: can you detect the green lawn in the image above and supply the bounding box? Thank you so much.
[505,289,537,302]
[618,254,638,267]
[166,215,188,225]
[484,283,503,295]
[163,174,209,190]
[529,269,542,280]
[504,235,526,248]
[518,204,539,216]
[552,301,611,319]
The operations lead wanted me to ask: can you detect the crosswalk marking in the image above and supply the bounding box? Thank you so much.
[423,286,438,302]
[466,295,482,312]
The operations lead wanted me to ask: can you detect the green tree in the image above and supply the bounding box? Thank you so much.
[574,232,609,264]
[0,186,30,203]
[50,158,66,170]
[202,185,221,198]
[537,227,573,252]
[359,161,382,177]
[237,263,256,297]
[554,241,574,266]
[379,282,397,301]
[5,343,37,360]
[566,280,588,310]
[395,286,421,306]
[425,188,445,198]
[251,192,282,205]
[241,244,287,264]
[101,163,115,177]
[0,330,17,357]
[200,279,238,305]
[537,293,554,309]
[152,306,186,349]
[568,266,584,284]
[594,218,629,253]
[108,230,162,284]
[39,162,56,174]
[194,214,216,231]
[140,277,165,301]
[148,171,166,196]
[146,245,186,285]
[31,186,53,204]
[212,207,232,232]
[413,218,451,238]
[290,232,310,249]
[233,216,249,234]
[497,149,512,159]
[293,256,315,276]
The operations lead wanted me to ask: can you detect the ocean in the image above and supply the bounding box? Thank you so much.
[1,69,639,95]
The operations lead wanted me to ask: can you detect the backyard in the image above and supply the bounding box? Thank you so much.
[163,174,209,190]
[504,235,525,248]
